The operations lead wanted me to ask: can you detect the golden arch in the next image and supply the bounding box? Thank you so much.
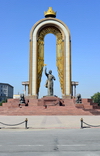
[29,18,71,98]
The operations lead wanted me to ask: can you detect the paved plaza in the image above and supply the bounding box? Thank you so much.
[0,115,100,129]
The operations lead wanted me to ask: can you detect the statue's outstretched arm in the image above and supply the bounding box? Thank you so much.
[45,67,48,77]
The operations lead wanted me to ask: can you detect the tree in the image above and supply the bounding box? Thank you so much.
[91,92,100,106]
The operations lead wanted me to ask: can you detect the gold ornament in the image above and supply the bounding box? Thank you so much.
[44,7,56,18]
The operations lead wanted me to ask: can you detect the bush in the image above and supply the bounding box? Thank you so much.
[91,92,100,106]
[0,99,7,106]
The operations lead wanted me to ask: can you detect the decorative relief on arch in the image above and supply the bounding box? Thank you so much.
[56,39,64,94]
[37,39,44,93]
[37,26,64,94]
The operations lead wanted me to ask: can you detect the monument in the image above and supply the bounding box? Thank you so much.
[28,7,72,99]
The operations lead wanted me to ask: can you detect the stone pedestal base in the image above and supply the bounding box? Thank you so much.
[1,97,100,115]
[38,96,60,106]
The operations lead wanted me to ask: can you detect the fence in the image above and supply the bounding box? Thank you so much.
[80,118,100,128]
[0,118,28,129]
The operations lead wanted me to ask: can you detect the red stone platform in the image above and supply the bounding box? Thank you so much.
[0,96,100,115]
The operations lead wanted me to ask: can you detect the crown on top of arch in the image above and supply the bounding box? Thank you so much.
[44,7,56,18]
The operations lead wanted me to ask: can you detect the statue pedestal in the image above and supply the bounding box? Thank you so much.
[62,95,72,99]
[38,96,60,106]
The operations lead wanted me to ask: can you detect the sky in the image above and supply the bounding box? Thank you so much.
[0,0,100,98]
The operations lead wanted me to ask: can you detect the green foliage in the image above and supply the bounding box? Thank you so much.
[0,99,7,106]
[91,92,100,106]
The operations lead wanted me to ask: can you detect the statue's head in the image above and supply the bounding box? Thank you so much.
[49,70,52,74]
[20,94,24,98]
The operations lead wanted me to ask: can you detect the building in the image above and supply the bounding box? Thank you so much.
[0,83,13,102]
[13,94,20,99]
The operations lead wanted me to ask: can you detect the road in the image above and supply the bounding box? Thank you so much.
[0,128,100,156]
